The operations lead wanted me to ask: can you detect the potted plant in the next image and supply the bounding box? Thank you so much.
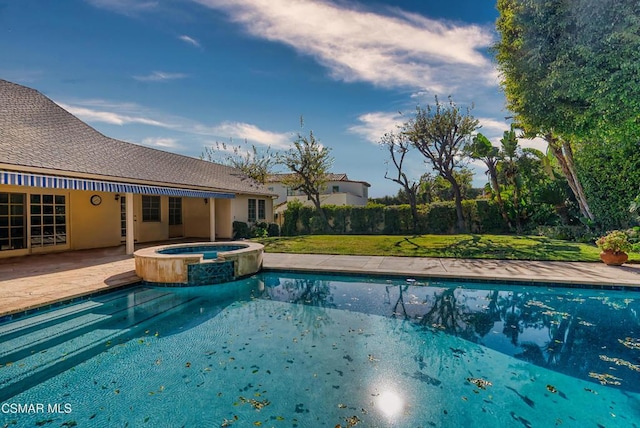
[595,230,632,266]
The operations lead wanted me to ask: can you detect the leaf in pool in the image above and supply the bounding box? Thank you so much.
[338,404,347,409]
[600,355,640,372]
[154,332,159,337]
[155,359,161,366]
[89,414,96,420]
[618,337,640,350]
[466,378,492,390]
[253,422,262,426]
[35,419,54,426]
[145,330,149,334]
[114,389,120,394]
[61,422,77,427]
[584,388,598,395]
[345,415,361,427]
[367,355,379,362]
[185,362,191,368]
[143,417,150,423]
[589,372,622,386]
[138,339,144,344]
[546,385,557,393]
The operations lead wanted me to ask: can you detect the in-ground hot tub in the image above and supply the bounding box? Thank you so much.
[134,241,264,286]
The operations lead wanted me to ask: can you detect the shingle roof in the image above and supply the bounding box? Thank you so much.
[267,172,370,187]
[0,79,272,196]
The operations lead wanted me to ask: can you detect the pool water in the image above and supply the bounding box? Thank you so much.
[1,272,639,427]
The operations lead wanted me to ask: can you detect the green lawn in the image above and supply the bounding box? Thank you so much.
[255,234,640,262]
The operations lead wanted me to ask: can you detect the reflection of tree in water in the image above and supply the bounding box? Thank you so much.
[262,277,335,308]
[259,277,336,338]
[259,275,640,391]
[385,284,640,391]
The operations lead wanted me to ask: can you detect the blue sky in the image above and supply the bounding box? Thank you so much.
[1,0,542,197]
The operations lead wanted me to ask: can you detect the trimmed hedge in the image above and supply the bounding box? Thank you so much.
[281,200,510,236]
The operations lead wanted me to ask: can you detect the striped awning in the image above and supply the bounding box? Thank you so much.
[0,170,235,199]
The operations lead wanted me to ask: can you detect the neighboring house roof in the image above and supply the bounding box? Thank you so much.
[0,79,272,196]
[267,173,371,187]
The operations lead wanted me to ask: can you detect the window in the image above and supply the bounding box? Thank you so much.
[168,197,182,226]
[142,195,161,222]
[120,196,127,238]
[248,198,256,222]
[332,185,340,193]
[30,193,66,247]
[0,192,26,251]
[258,199,266,220]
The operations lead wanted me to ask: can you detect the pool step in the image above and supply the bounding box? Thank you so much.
[0,288,176,363]
[0,289,198,402]
[0,288,164,342]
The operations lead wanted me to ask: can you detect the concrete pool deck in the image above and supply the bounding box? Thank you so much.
[1,246,640,317]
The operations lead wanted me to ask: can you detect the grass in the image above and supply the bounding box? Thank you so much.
[255,234,640,263]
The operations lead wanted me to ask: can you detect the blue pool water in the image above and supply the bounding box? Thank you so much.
[1,272,639,427]
[157,245,244,259]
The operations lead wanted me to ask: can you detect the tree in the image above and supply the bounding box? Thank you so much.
[494,0,640,224]
[467,133,512,231]
[380,128,420,232]
[406,97,480,232]
[279,125,334,230]
[201,140,275,184]
[499,128,524,232]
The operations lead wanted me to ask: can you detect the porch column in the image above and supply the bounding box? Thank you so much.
[125,192,135,255]
[209,197,216,242]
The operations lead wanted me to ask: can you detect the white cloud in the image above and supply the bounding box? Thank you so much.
[348,111,405,144]
[518,136,548,152]
[133,71,188,82]
[55,99,291,148]
[57,102,169,127]
[204,121,292,148]
[179,35,201,47]
[477,117,510,135]
[141,137,182,149]
[193,0,496,91]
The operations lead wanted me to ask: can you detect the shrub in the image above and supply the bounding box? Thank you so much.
[233,221,250,239]
[536,225,596,243]
[252,222,268,238]
[267,223,280,237]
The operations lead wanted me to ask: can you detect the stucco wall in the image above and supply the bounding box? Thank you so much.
[69,190,121,250]
[183,197,210,238]
[215,198,233,239]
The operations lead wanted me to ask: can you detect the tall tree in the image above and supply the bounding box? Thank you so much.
[406,97,479,232]
[201,140,275,184]
[467,133,512,231]
[280,125,334,229]
[380,128,420,232]
[499,128,523,232]
[495,0,640,223]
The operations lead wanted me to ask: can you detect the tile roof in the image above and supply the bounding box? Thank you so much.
[0,79,272,196]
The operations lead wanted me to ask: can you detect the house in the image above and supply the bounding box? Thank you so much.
[266,173,370,219]
[0,79,274,259]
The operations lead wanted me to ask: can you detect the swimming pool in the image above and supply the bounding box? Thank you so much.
[1,272,639,427]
